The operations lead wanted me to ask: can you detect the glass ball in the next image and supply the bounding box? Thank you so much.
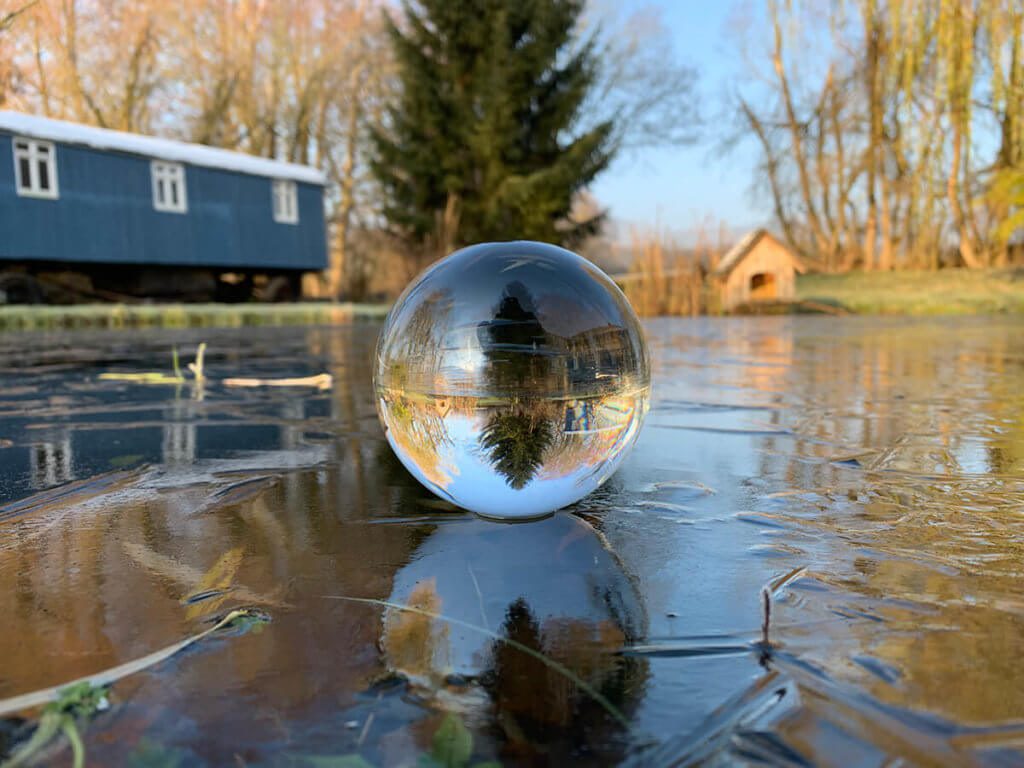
[374,241,650,520]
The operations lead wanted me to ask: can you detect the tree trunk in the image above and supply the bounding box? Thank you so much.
[949,120,982,268]
[330,74,363,301]
[739,98,802,257]
[862,6,881,271]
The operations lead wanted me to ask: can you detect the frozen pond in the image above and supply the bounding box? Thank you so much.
[0,317,1022,765]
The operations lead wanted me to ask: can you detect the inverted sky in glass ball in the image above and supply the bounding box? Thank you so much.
[374,241,650,520]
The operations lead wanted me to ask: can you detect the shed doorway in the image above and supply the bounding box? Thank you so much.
[749,272,777,300]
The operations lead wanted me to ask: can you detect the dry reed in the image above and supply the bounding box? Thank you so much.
[617,233,710,316]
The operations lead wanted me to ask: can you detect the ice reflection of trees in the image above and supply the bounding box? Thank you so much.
[0,326,459,764]
[712,321,1024,487]
[379,513,649,764]
[488,597,645,747]
[698,319,1024,731]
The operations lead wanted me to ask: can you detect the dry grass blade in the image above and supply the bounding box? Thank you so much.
[187,342,207,384]
[97,344,209,386]
[97,371,184,384]
[0,608,264,718]
[223,373,333,390]
[767,566,808,596]
[323,594,634,732]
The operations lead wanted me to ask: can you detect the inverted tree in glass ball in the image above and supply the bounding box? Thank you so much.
[374,241,650,520]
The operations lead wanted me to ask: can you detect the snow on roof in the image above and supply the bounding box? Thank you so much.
[0,111,326,185]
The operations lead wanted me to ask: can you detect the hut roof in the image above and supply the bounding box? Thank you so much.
[0,110,326,185]
[712,229,806,277]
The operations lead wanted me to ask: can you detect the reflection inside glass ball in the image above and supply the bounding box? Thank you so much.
[374,241,650,519]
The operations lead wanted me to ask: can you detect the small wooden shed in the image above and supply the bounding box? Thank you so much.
[713,229,806,311]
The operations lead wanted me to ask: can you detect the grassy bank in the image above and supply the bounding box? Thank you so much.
[0,302,390,332]
[797,268,1024,315]
[4,269,1023,331]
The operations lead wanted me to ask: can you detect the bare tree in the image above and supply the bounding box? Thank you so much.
[583,2,700,151]
[4,0,393,298]
[165,0,393,298]
[6,0,167,131]
[735,0,1024,270]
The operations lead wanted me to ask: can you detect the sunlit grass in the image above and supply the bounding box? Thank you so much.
[0,302,390,332]
[798,268,1024,315]
[4,270,1020,331]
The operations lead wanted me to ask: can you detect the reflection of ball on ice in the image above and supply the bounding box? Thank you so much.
[374,241,650,520]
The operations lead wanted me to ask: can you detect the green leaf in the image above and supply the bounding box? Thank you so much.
[430,714,473,768]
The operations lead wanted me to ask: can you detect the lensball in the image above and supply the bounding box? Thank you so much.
[374,241,650,520]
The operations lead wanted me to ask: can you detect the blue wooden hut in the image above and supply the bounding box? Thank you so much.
[0,111,328,301]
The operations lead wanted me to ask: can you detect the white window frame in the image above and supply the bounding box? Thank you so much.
[13,137,59,199]
[272,179,299,224]
[151,161,188,213]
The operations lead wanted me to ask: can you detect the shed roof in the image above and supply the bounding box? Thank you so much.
[712,229,805,277]
[0,110,326,185]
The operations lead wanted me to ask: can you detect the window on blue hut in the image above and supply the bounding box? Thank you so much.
[13,138,59,199]
[272,179,298,224]
[151,161,187,213]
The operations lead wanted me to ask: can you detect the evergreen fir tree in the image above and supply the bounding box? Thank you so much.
[371,0,614,250]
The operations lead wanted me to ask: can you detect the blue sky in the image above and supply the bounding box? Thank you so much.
[591,1,772,242]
